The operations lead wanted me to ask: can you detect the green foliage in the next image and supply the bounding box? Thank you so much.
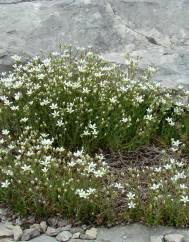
[0,46,189,226]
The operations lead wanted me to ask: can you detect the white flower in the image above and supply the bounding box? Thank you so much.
[180,184,187,189]
[15,92,21,100]
[166,117,175,126]
[171,139,182,147]
[110,96,117,104]
[135,95,144,103]
[56,120,64,127]
[127,192,135,200]
[20,117,28,123]
[150,183,161,190]
[52,110,59,118]
[114,182,124,189]
[21,164,31,172]
[50,103,58,110]
[42,167,48,173]
[10,105,19,111]
[144,114,153,121]
[66,103,74,113]
[40,99,50,106]
[41,138,54,146]
[11,55,21,61]
[180,195,189,204]
[1,180,10,188]
[73,149,83,157]
[43,58,51,66]
[2,129,9,135]
[75,187,96,199]
[128,201,136,209]
[164,164,172,170]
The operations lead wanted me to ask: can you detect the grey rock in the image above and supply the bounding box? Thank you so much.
[0,223,14,238]
[0,0,189,88]
[70,227,84,234]
[45,227,62,237]
[21,228,40,241]
[0,239,13,242]
[47,217,59,227]
[85,227,97,240]
[72,232,81,239]
[30,224,42,233]
[57,219,68,228]
[13,225,23,241]
[150,235,163,242]
[39,221,47,233]
[25,216,35,225]
[20,235,57,242]
[56,231,72,241]
[164,233,184,242]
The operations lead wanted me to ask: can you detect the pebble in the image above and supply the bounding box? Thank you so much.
[85,227,97,240]
[70,227,84,234]
[0,223,14,238]
[30,224,42,233]
[13,225,23,241]
[46,227,62,237]
[150,235,164,242]
[164,233,184,242]
[21,228,40,241]
[56,231,72,242]
[72,232,81,239]
[40,221,47,233]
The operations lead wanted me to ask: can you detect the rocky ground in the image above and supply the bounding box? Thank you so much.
[0,0,189,88]
[0,208,189,242]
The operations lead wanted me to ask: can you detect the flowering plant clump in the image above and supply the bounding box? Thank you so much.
[0,126,112,222]
[0,46,189,225]
[110,145,189,226]
[0,46,189,152]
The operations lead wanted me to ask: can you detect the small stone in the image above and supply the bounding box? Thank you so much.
[81,225,87,231]
[70,227,83,234]
[30,223,42,232]
[0,223,14,238]
[164,233,184,242]
[72,232,81,239]
[46,227,62,237]
[47,217,58,227]
[61,224,72,231]
[0,239,13,242]
[85,227,97,240]
[150,235,164,242]
[40,221,47,233]
[57,219,68,227]
[26,216,35,225]
[56,231,72,242]
[13,225,23,241]
[21,228,40,241]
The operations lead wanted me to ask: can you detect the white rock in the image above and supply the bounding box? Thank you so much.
[46,227,62,237]
[164,233,184,242]
[150,235,164,242]
[56,231,72,242]
[30,224,42,233]
[72,232,81,239]
[13,225,23,241]
[0,239,13,242]
[85,227,97,240]
[21,228,40,241]
[0,223,14,238]
[40,221,47,233]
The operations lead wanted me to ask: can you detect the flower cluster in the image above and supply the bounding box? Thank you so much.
[0,46,188,152]
[0,126,109,221]
[0,46,189,225]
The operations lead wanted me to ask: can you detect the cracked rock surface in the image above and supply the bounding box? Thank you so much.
[0,0,189,87]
